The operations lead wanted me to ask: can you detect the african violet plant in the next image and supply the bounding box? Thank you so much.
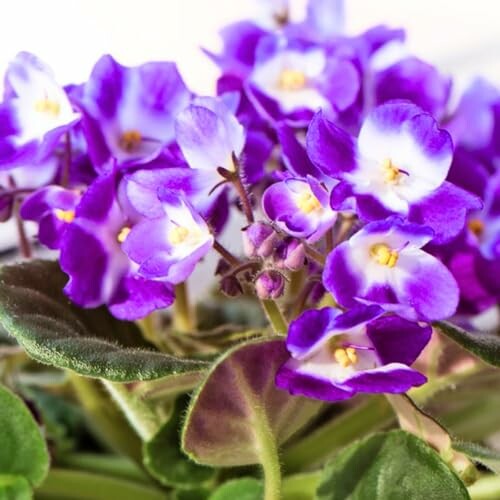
[0,1,499,499]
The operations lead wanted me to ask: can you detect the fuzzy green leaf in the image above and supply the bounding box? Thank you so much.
[0,385,49,487]
[0,475,31,500]
[435,321,500,367]
[0,260,208,381]
[317,430,470,500]
[182,338,321,467]
[208,478,263,500]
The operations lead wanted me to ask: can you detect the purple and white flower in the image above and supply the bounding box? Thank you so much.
[323,217,460,321]
[0,52,80,167]
[20,185,81,249]
[78,55,190,170]
[123,197,214,285]
[59,172,174,319]
[307,101,481,242]
[276,305,429,402]
[248,42,359,124]
[262,175,336,242]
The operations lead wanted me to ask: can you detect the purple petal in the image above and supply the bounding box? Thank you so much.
[306,111,358,177]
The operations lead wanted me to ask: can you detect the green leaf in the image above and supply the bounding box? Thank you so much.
[143,397,215,488]
[317,430,470,500]
[182,338,321,467]
[435,321,500,367]
[454,441,500,474]
[0,260,208,381]
[0,385,49,487]
[208,478,263,500]
[0,475,31,500]
[174,488,210,500]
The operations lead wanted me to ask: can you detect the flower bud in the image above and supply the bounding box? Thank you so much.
[309,282,326,305]
[242,222,279,258]
[254,270,285,299]
[220,275,243,297]
[215,258,232,276]
[274,238,305,271]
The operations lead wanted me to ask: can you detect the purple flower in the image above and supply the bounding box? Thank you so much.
[248,42,359,124]
[59,172,174,319]
[175,95,245,175]
[307,102,481,242]
[276,306,429,402]
[323,217,459,321]
[262,176,336,242]
[255,270,285,299]
[374,57,451,118]
[123,197,213,284]
[0,52,80,167]
[79,55,190,170]
[20,186,81,249]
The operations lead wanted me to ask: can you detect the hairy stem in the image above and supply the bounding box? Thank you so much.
[261,299,288,335]
[102,380,161,441]
[174,282,195,332]
[213,240,241,266]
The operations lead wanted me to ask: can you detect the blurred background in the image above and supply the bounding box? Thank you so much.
[0,0,499,93]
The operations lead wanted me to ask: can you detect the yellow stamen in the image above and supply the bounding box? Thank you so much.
[296,190,322,214]
[468,218,484,238]
[278,69,306,91]
[370,243,399,268]
[34,99,61,117]
[119,130,142,152]
[333,347,358,368]
[382,158,401,183]
[54,209,75,223]
[117,227,131,243]
[168,226,189,245]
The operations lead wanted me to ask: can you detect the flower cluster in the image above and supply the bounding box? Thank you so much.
[1,0,498,402]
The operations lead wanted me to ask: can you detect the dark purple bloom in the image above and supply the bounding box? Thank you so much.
[323,217,460,321]
[59,173,174,319]
[79,55,190,170]
[242,221,279,258]
[255,270,285,299]
[276,306,429,402]
[307,102,481,242]
[0,52,80,167]
[20,186,80,249]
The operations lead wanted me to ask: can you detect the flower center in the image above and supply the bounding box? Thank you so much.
[333,347,358,368]
[119,130,142,152]
[117,226,131,243]
[382,158,402,184]
[34,98,61,117]
[468,218,484,238]
[54,209,75,223]
[296,190,322,214]
[370,243,399,268]
[278,69,306,91]
[168,226,190,245]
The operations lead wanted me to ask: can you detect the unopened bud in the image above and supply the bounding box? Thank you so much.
[215,258,232,276]
[243,222,279,258]
[220,275,243,297]
[310,282,326,304]
[275,238,305,271]
[255,270,285,300]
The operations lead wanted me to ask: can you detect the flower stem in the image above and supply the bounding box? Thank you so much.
[304,244,326,266]
[174,282,195,332]
[468,474,500,500]
[261,299,288,335]
[68,373,142,463]
[254,406,282,500]
[35,469,166,500]
[102,380,161,441]
[213,240,241,266]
